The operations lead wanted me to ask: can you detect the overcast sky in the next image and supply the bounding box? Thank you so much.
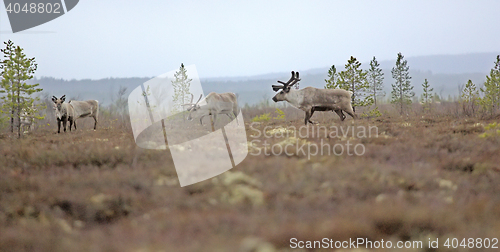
[0,0,499,80]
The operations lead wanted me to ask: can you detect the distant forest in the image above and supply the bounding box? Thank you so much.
[30,52,499,106]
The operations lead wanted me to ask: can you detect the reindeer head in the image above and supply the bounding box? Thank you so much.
[272,71,300,102]
[52,95,66,119]
[182,94,203,121]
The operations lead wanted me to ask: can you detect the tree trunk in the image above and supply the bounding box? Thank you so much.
[373,76,377,107]
[17,80,21,138]
[10,81,14,133]
[399,79,403,115]
[351,81,355,112]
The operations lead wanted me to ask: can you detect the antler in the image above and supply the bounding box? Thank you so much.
[194,94,202,105]
[277,71,296,85]
[182,94,203,110]
[189,93,194,104]
[288,72,300,88]
[272,71,300,91]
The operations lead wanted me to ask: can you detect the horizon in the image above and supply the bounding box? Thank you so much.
[29,52,500,81]
[1,1,499,80]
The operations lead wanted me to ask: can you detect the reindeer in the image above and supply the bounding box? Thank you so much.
[52,95,99,133]
[68,99,99,130]
[183,92,239,127]
[20,104,35,133]
[52,95,76,133]
[272,71,356,125]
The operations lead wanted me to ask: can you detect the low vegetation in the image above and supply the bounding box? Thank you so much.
[1,42,499,250]
[0,102,499,251]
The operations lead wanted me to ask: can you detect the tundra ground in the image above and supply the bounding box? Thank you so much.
[0,110,499,252]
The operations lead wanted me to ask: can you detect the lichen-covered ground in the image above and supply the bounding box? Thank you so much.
[1,112,499,251]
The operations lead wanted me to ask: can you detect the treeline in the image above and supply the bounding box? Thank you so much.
[2,39,499,138]
[322,53,500,117]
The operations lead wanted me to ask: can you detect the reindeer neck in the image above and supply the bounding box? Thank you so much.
[285,89,304,108]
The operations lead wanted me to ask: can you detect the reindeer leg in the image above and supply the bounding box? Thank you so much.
[308,108,318,125]
[225,112,235,123]
[69,119,73,132]
[199,115,205,125]
[74,119,77,130]
[334,109,346,121]
[62,118,67,132]
[212,113,217,130]
[233,110,239,125]
[343,107,357,120]
[226,112,239,125]
[57,119,61,133]
[304,110,311,125]
[93,116,97,130]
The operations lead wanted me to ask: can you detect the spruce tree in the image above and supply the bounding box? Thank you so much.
[421,79,433,112]
[461,79,479,116]
[336,56,370,112]
[480,55,500,116]
[367,56,385,107]
[391,52,414,115]
[171,63,192,112]
[0,40,43,137]
[324,65,338,89]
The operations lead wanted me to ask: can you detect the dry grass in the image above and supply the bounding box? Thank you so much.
[0,105,500,252]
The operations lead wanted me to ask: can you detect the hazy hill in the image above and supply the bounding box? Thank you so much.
[32,52,499,106]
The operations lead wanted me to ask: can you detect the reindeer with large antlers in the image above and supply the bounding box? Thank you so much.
[272,71,356,125]
[183,92,239,127]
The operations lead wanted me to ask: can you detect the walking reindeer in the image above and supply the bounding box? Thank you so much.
[183,92,238,127]
[272,71,356,125]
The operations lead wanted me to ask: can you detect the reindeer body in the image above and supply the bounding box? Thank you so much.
[272,71,356,125]
[52,95,99,133]
[69,100,99,130]
[20,108,35,132]
[185,92,238,126]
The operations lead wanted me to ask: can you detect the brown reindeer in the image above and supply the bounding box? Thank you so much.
[183,92,238,126]
[52,95,99,133]
[272,71,356,125]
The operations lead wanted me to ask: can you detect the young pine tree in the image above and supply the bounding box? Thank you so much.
[391,52,414,115]
[171,63,193,112]
[420,79,433,112]
[480,55,500,116]
[324,65,338,89]
[0,40,43,137]
[461,79,479,116]
[367,56,385,107]
[336,56,370,112]
[325,65,340,89]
